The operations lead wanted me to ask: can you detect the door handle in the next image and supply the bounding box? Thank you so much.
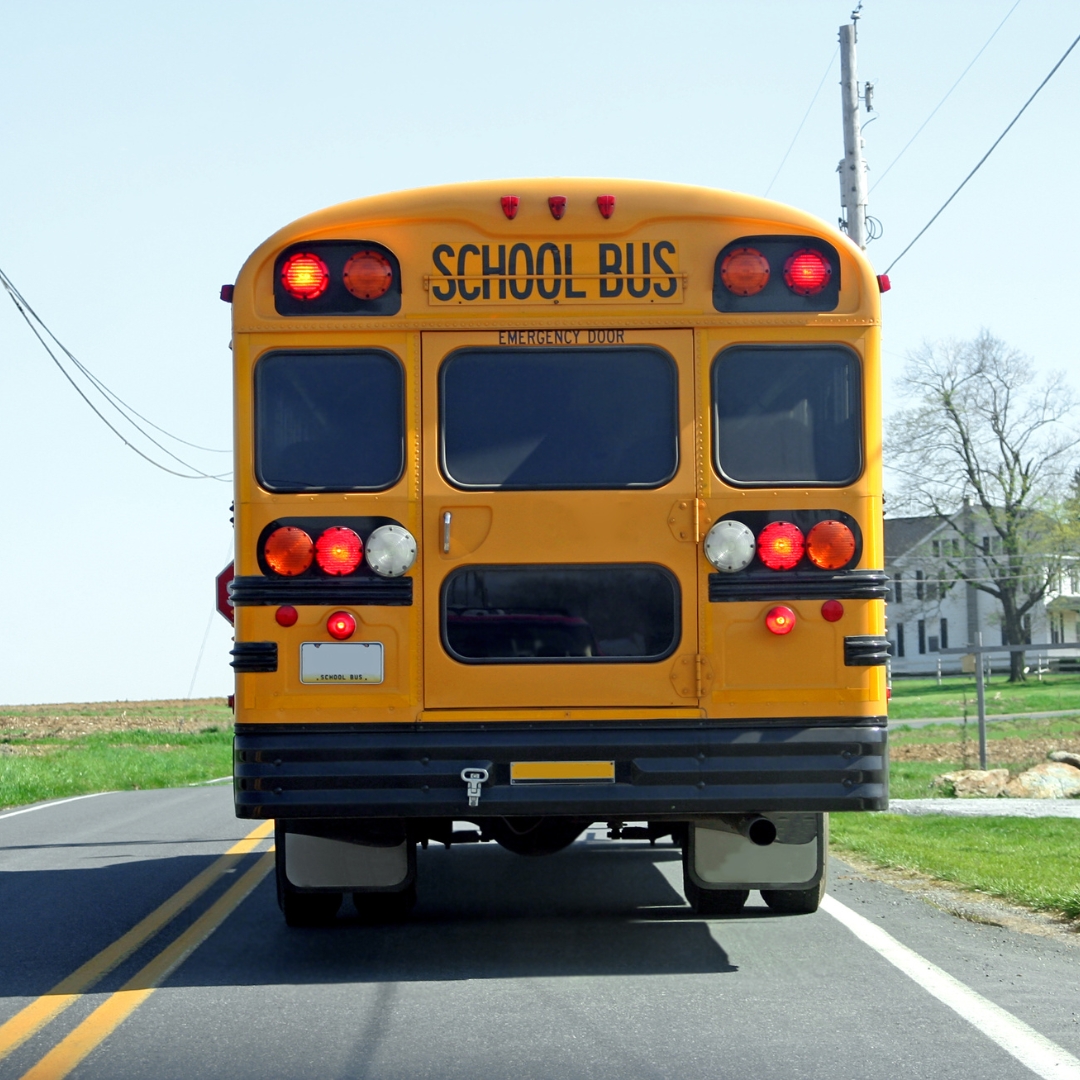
[442,511,452,553]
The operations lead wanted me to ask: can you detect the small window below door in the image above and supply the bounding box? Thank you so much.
[442,565,680,663]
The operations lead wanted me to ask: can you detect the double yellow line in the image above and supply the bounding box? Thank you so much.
[1,819,276,1080]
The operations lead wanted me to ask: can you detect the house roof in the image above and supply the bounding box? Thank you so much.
[884,515,943,560]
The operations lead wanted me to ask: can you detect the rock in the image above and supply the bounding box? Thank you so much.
[1049,750,1080,770]
[931,769,1010,798]
[1002,762,1080,799]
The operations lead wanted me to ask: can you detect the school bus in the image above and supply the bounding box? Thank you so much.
[225,178,889,925]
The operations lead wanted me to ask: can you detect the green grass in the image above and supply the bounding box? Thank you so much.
[830,813,1080,919]
[0,728,233,811]
[889,712,1080,746]
[889,672,1080,720]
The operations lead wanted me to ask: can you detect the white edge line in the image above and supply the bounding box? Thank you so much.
[821,894,1080,1080]
[188,776,233,786]
[0,790,115,822]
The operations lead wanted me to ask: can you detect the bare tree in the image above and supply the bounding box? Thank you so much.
[886,331,1079,681]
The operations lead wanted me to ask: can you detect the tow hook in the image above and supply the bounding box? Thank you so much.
[461,767,489,807]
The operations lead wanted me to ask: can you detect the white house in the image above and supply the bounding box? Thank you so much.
[884,514,1080,675]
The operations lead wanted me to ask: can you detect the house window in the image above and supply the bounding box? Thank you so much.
[940,617,949,650]
[928,635,939,652]
[918,619,926,654]
[916,570,924,600]
[952,538,961,556]
[894,575,903,603]
[896,622,905,658]
[932,540,940,557]
[1023,614,1032,644]
[1051,614,1062,644]
[927,576,939,601]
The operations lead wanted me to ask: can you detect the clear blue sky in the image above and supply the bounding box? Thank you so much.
[1,0,1076,704]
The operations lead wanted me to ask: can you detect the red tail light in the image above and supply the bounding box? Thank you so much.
[783,249,831,296]
[807,520,856,570]
[757,522,804,570]
[315,527,363,575]
[280,253,330,300]
[343,250,393,300]
[765,605,796,635]
[327,611,356,640]
[720,247,770,296]
[264,526,314,577]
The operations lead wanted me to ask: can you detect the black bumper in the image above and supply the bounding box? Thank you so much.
[234,720,887,819]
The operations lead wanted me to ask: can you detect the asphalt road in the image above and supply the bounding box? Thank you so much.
[1,788,1078,1080]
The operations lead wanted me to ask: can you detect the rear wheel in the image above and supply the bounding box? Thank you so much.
[281,890,342,927]
[487,817,588,856]
[683,876,749,915]
[352,882,417,922]
[760,879,825,915]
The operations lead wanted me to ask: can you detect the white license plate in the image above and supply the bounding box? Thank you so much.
[300,642,384,684]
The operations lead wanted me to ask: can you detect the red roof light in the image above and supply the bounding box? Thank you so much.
[720,247,770,296]
[783,249,831,296]
[281,253,330,300]
[343,250,393,300]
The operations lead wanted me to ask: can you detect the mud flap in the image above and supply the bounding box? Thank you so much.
[686,812,826,892]
[275,820,416,896]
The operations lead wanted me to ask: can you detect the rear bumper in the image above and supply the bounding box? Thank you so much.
[234,720,887,819]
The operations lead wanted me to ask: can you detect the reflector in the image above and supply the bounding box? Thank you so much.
[703,519,756,573]
[275,605,299,627]
[326,611,356,640]
[264,526,314,577]
[315,526,363,575]
[821,599,844,623]
[501,195,519,220]
[597,195,616,219]
[365,524,417,578]
[757,522,804,571]
[806,520,856,570]
[719,248,770,296]
[548,196,566,220]
[280,253,330,300]
[343,250,393,300]
[765,605,797,635]
[783,249,831,296]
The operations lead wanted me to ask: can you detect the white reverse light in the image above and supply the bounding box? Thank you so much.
[365,525,417,578]
[703,520,755,573]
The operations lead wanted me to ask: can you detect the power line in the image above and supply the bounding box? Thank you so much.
[870,0,1023,193]
[884,28,1080,276]
[764,46,839,199]
[0,267,231,481]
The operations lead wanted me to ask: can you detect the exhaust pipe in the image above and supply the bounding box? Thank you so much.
[709,814,777,846]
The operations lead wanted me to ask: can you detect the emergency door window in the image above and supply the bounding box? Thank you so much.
[712,345,861,486]
[440,347,678,489]
[442,566,680,663]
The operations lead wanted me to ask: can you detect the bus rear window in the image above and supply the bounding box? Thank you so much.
[712,346,861,486]
[255,350,404,492]
[443,565,679,663]
[440,347,678,489]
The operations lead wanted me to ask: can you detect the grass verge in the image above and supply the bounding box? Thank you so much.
[889,672,1080,720]
[1,702,233,811]
[830,813,1080,920]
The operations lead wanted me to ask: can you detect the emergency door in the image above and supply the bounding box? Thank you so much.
[421,329,699,710]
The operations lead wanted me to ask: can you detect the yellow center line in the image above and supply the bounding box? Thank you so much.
[19,850,275,1080]
[0,819,274,1063]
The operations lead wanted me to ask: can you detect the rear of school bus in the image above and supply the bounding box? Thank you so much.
[228,179,888,924]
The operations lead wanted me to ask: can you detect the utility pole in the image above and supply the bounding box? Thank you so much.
[838,11,870,249]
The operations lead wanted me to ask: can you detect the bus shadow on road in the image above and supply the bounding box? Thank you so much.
[206,843,742,984]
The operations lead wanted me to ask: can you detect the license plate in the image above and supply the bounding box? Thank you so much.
[300,642,383,684]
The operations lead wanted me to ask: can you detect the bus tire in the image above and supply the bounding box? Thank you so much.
[487,816,588,856]
[684,878,749,915]
[760,879,825,915]
[282,890,342,927]
[353,882,417,922]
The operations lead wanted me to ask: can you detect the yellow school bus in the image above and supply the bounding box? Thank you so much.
[226,178,888,925]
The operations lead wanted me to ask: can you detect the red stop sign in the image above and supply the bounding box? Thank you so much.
[216,562,235,624]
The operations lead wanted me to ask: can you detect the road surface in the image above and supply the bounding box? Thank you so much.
[1,787,1078,1080]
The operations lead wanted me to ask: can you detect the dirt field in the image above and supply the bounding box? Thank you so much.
[0,699,231,740]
